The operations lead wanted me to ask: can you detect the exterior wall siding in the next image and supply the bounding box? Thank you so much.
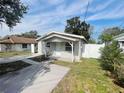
[0,44,31,52]
[47,42,80,62]
[37,35,105,62]
[119,41,124,52]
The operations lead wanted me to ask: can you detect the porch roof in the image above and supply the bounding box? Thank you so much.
[42,34,78,42]
[113,33,124,41]
[37,31,87,42]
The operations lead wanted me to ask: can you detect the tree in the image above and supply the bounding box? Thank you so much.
[101,41,124,87]
[19,30,40,38]
[99,27,124,43]
[0,0,27,28]
[88,38,96,44]
[64,17,91,41]
[99,33,113,45]
[100,41,123,72]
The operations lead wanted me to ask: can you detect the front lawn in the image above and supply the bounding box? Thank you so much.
[0,51,31,58]
[0,61,31,75]
[52,59,124,93]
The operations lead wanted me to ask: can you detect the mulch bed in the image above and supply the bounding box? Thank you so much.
[0,61,31,75]
[29,55,49,62]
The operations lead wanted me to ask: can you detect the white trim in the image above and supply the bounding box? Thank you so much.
[113,33,124,39]
[42,34,78,41]
[37,31,87,41]
[68,42,74,62]
[78,40,81,60]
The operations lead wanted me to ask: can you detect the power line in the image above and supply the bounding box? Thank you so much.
[84,1,90,21]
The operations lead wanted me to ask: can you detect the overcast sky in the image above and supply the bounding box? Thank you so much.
[0,0,124,40]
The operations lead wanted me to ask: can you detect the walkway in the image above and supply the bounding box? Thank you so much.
[0,64,70,93]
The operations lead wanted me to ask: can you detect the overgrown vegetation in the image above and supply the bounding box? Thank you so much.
[0,61,30,75]
[100,41,124,87]
[52,59,123,93]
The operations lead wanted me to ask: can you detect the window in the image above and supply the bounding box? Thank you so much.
[122,41,124,46]
[65,43,72,51]
[46,42,50,48]
[22,44,27,48]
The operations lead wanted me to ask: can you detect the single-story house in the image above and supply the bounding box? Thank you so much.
[114,33,124,52]
[0,36,37,53]
[37,32,87,62]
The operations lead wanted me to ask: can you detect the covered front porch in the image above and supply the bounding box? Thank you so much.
[37,32,86,62]
[42,37,82,62]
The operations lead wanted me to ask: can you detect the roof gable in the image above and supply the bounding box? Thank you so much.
[43,34,78,41]
[37,32,87,41]
[114,33,124,41]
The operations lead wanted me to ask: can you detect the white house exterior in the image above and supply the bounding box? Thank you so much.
[0,36,37,53]
[114,33,124,52]
[37,32,87,62]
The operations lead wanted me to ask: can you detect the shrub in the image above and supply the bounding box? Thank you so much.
[100,41,124,87]
[100,41,123,72]
[114,65,124,87]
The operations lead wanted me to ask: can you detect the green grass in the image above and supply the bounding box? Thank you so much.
[0,61,31,75]
[52,59,124,93]
[0,51,31,58]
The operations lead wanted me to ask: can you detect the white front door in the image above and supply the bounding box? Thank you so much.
[54,42,61,57]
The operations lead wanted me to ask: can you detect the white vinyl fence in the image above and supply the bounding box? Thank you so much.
[82,44,105,58]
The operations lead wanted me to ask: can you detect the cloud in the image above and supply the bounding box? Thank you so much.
[87,1,124,21]
[1,0,124,37]
[47,0,65,5]
[88,0,114,13]
[3,0,90,35]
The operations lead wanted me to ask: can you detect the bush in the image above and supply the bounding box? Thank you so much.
[100,41,124,87]
[114,65,124,87]
[100,41,123,72]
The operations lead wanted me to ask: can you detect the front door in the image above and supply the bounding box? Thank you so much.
[54,42,61,57]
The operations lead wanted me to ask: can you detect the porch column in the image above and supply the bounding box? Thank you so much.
[72,42,74,62]
[31,44,35,54]
[38,41,42,54]
[69,42,74,62]
[78,40,81,61]
[43,41,47,57]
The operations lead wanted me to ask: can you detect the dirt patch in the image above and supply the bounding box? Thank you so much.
[29,55,49,62]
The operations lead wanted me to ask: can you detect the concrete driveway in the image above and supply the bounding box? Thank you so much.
[0,53,41,64]
[0,64,70,93]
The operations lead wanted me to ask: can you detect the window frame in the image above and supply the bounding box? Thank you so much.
[122,41,124,47]
[22,44,27,48]
[46,42,50,48]
[65,42,72,51]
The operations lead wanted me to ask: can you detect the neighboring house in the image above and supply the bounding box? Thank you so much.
[37,32,87,62]
[0,36,37,53]
[114,33,124,52]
